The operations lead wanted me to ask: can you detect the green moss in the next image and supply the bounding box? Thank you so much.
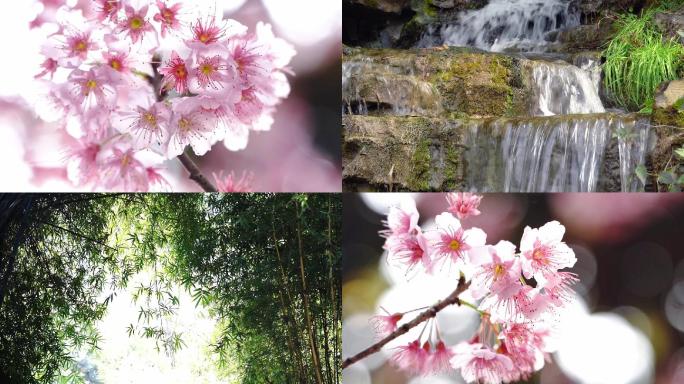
[443,143,461,190]
[653,106,684,127]
[428,53,513,116]
[674,97,684,111]
[409,139,432,191]
[397,17,426,49]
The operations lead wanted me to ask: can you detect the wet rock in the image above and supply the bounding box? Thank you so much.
[343,113,654,192]
[654,5,684,43]
[349,0,412,13]
[343,1,413,47]
[342,47,529,118]
[654,79,684,110]
[342,115,465,191]
[556,20,616,51]
[342,61,443,116]
[650,80,684,190]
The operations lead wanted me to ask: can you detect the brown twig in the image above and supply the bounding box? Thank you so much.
[341,276,470,369]
[177,151,218,192]
[148,56,218,192]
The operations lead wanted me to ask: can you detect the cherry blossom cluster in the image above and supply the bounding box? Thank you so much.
[33,0,295,191]
[374,193,578,383]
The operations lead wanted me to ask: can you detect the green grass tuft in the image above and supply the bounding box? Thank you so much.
[603,3,684,110]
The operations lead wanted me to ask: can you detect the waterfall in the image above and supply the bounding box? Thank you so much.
[342,60,371,115]
[617,118,652,192]
[419,0,580,52]
[462,114,652,192]
[341,60,441,117]
[529,60,605,116]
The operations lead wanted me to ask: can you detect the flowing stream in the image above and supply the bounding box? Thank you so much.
[418,0,580,52]
[463,114,651,192]
[342,0,654,191]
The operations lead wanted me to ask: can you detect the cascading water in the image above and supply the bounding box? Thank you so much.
[342,0,656,191]
[617,119,652,192]
[342,60,441,117]
[463,114,651,192]
[528,60,605,116]
[418,0,580,52]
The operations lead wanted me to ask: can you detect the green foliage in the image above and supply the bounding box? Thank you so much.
[0,194,340,384]
[165,194,341,384]
[0,194,122,384]
[603,3,684,110]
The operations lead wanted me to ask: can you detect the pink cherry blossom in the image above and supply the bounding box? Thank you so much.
[451,343,514,384]
[35,1,294,191]
[186,16,246,50]
[64,30,96,61]
[166,97,218,157]
[391,340,430,375]
[538,271,579,308]
[159,51,190,94]
[115,101,170,149]
[384,231,431,273]
[381,199,420,238]
[153,1,182,37]
[498,323,549,381]
[99,147,149,190]
[469,241,523,300]
[370,310,403,338]
[67,68,115,111]
[446,192,483,219]
[93,0,122,22]
[119,5,155,44]
[213,171,254,192]
[36,58,59,79]
[193,55,230,90]
[66,138,102,186]
[519,221,577,279]
[428,341,455,374]
[370,195,579,382]
[428,212,486,272]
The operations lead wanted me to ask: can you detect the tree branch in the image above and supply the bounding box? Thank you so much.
[177,151,218,192]
[341,276,470,369]
[148,57,218,192]
[36,220,118,251]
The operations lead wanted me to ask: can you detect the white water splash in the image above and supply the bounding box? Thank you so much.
[462,114,648,192]
[342,60,440,116]
[530,61,605,116]
[617,119,652,192]
[422,0,580,52]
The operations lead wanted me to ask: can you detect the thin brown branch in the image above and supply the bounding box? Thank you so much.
[341,276,470,370]
[177,152,218,192]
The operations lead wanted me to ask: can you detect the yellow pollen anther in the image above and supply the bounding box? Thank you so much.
[75,41,87,52]
[121,154,131,167]
[179,118,191,133]
[201,64,214,75]
[199,33,210,43]
[533,249,549,265]
[494,264,505,278]
[110,60,122,71]
[449,239,460,251]
[130,17,143,30]
[163,10,174,22]
[144,113,157,126]
[86,80,97,89]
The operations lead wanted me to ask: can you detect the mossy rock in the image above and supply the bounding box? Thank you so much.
[342,115,465,191]
[650,102,684,190]
[342,48,528,118]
